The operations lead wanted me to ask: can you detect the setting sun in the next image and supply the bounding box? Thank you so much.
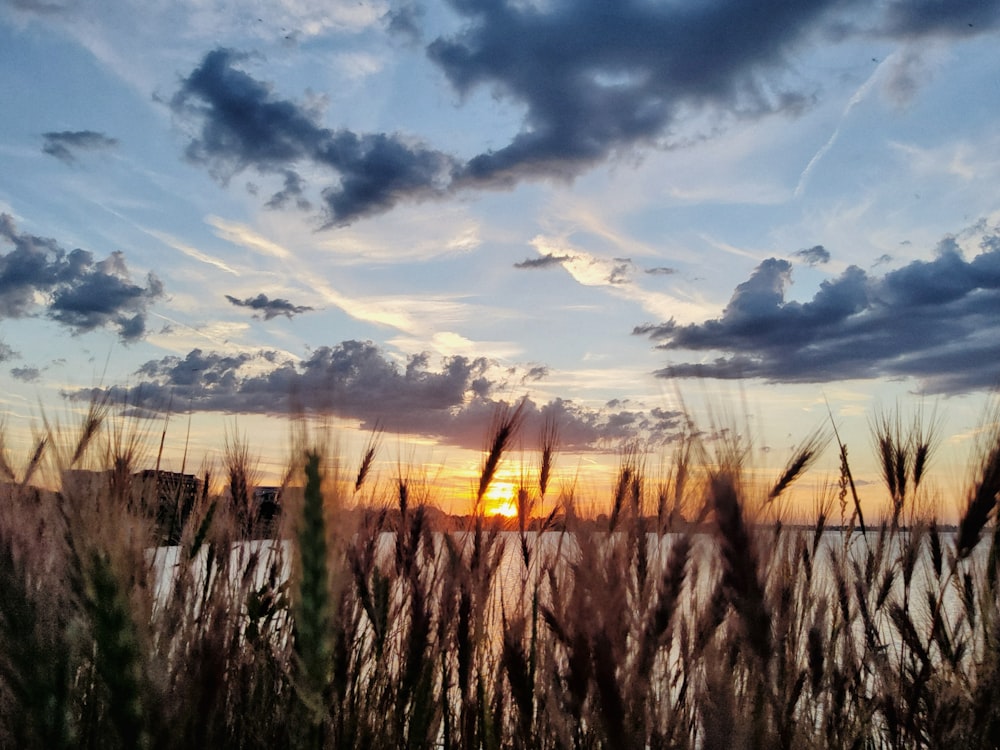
[483,480,519,518]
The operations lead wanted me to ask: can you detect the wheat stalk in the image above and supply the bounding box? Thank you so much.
[476,399,527,508]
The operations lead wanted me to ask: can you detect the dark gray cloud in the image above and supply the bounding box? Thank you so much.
[430,0,839,189]
[0,342,15,362]
[794,245,831,266]
[882,49,926,108]
[264,170,311,210]
[171,48,456,226]
[608,260,632,285]
[225,292,314,320]
[524,365,548,382]
[68,339,683,450]
[645,266,677,276]
[164,3,1000,226]
[42,130,118,164]
[0,214,163,342]
[385,1,424,42]
[7,0,75,14]
[882,0,1000,38]
[634,223,1000,394]
[10,366,41,383]
[513,252,573,269]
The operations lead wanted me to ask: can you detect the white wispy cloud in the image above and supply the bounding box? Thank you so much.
[528,236,717,324]
[146,312,253,353]
[147,229,240,274]
[388,331,523,361]
[795,57,887,199]
[305,274,472,335]
[890,137,1000,183]
[315,206,483,263]
[207,216,291,260]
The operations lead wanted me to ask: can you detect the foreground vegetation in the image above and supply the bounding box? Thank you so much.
[2,400,1000,749]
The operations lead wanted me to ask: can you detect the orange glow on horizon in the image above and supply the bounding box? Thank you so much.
[485,500,518,518]
[482,480,519,518]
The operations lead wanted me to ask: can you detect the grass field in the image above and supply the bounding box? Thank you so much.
[2,398,1000,749]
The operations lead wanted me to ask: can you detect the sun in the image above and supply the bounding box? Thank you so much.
[483,480,518,518]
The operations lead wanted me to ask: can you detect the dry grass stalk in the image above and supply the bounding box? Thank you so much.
[224,427,260,537]
[354,423,382,493]
[910,405,940,491]
[70,395,108,468]
[20,435,47,489]
[538,413,558,501]
[768,428,828,502]
[477,400,527,508]
[957,415,1000,560]
[827,401,866,536]
[711,471,772,662]
[610,441,643,531]
[872,409,907,519]
[0,428,16,483]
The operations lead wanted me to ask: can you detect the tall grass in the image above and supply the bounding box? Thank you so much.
[3,402,1000,748]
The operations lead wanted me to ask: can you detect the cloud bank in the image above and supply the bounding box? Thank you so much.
[0,214,163,341]
[165,1,1000,225]
[635,223,1000,394]
[67,339,683,450]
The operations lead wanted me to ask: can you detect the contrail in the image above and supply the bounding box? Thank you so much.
[794,55,891,199]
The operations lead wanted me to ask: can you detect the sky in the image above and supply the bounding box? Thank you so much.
[2,0,1000,518]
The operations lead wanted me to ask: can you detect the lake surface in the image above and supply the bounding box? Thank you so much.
[149,528,984,643]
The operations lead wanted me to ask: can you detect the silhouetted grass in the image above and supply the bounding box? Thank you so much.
[2,400,1000,748]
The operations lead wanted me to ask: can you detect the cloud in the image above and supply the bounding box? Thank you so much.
[0,214,163,341]
[206,216,290,259]
[171,48,457,226]
[225,292,314,320]
[513,252,573,269]
[41,130,118,164]
[264,170,311,211]
[10,366,41,383]
[7,0,75,15]
[794,245,831,266]
[527,236,703,322]
[147,229,240,274]
[635,221,1000,394]
[429,0,835,190]
[645,267,677,276]
[0,342,16,362]
[168,4,1000,227]
[881,0,1000,38]
[608,260,632,285]
[524,365,548,382]
[882,48,927,109]
[385,1,424,42]
[67,340,683,450]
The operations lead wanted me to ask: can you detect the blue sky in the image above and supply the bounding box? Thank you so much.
[2,0,1000,516]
